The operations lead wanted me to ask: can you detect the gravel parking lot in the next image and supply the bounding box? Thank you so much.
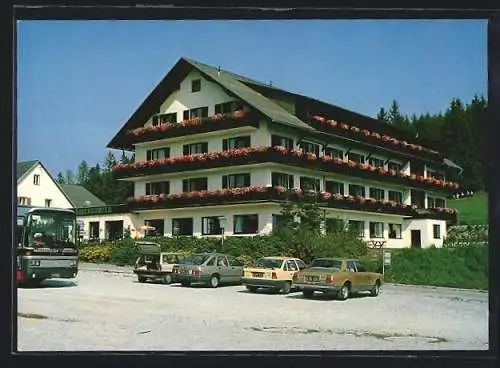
[17,266,489,351]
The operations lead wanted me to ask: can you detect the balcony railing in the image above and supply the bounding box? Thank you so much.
[113,146,460,193]
[125,186,458,221]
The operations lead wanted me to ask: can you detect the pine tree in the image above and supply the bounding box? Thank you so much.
[377,107,389,123]
[64,169,74,185]
[76,160,90,185]
[56,172,65,184]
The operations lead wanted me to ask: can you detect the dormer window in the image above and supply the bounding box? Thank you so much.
[191,79,201,93]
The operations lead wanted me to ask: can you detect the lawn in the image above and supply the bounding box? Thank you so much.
[448,191,488,225]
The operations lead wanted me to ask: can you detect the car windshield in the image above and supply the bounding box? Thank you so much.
[163,254,184,264]
[255,258,283,269]
[310,259,342,269]
[26,211,76,248]
[180,254,210,265]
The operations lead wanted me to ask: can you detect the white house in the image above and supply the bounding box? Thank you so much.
[81,57,463,248]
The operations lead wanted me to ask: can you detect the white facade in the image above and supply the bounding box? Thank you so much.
[17,162,73,209]
[98,63,456,249]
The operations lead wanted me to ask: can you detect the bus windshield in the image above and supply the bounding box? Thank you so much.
[26,212,77,248]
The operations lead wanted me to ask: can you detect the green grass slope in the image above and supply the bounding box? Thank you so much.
[448,191,488,225]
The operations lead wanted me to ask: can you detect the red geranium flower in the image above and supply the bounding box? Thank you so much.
[361,129,371,136]
[312,115,325,122]
[340,123,350,130]
[327,119,338,127]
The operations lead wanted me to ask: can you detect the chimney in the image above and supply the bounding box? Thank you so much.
[269,80,273,87]
[217,66,221,76]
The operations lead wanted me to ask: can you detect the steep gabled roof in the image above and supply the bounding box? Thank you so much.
[59,184,107,208]
[17,160,39,182]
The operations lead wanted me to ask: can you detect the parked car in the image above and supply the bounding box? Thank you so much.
[241,256,307,294]
[293,258,383,300]
[174,252,244,288]
[133,241,185,284]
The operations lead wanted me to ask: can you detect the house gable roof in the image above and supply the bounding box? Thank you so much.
[17,160,39,182]
[59,184,107,208]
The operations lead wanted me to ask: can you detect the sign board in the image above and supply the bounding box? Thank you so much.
[383,251,392,266]
[77,220,85,230]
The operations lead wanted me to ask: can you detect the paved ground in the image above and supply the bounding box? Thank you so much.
[17,265,489,351]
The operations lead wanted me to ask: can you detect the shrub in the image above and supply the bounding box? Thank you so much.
[108,238,140,266]
[79,245,111,263]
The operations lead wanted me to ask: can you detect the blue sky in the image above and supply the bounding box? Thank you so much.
[17,20,487,177]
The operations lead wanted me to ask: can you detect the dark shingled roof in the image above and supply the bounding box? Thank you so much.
[59,184,107,208]
[17,160,39,181]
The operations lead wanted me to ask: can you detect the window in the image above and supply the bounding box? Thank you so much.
[206,257,216,266]
[17,197,31,206]
[228,257,243,267]
[300,177,320,191]
[369,222,384,238]
[369,188,385,200]
[326,218,345,233]
[191,78,201,92]
[202,216,223,235]
[388,190,403,204]
[325,180,344,195]
[368,157,385,168]
[183,106,209,120]
[427,170,444,180]
[324,147,344,160]
[172,218,193,236]
[349,184,365,197]
[271,172,294,189]
[183,142,208,155]
[286,260,298,271]
[299,141,320,156]
[388,223,402,239]
[296,259,307,270]
[348,220,365,238]
[234,214,259,234]
[222,173,250,188]
[435,198,446,208]
[271,135,294,150]
[348,152,365,164]
[433,224,441,239]
[45,199,52,207]
[182,177,208,192]
[272,214,282,229]
[215,101,242,114]
[217,256,229,267]
[144,219,164,236]
[89,222,99,239]
[388,161,403,174]
[146,181,170,195]
[33,174,40,185]
[146,147,170,161]
[411,190,425,208]
[346,260,356,272]
[354,261,366,272]
[222,136,251,150]
[152,112,177,126]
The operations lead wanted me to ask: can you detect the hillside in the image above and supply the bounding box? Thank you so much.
[448,191,488,225]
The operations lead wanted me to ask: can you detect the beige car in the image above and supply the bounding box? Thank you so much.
[133,242,185,284]
[242,256,307,294]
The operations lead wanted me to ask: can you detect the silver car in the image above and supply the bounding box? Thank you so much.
[174,252,244,288]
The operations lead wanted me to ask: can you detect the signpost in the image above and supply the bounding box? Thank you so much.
[382,250,391,275]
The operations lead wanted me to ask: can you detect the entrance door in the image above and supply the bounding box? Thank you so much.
[106,221,124,241]
[411,230,421,248]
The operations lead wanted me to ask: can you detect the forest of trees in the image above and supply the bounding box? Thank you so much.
[56,95,487,206]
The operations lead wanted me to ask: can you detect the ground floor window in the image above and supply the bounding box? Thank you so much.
[234,214,259,234]
[18,197,31,205]
[202,216,223,235]
[105,220,124,241]
[348,220,365,238]
[89,221,99,239]
[144,219,164,236]
[272,214,282,229]
[369,222,384,238]
[433,224,441,239]
[326,218,345,233]
[388,223,402,239]
[172,218,193,236]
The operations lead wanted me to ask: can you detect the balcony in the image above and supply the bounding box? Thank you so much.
[122,110,260,145]
[125,186,458,221]
[113,146,460,194]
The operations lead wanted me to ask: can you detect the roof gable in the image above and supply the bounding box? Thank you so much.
[17,160,39,182]
[59,184,107,208]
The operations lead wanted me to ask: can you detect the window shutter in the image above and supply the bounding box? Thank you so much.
[222,175,228,189]
[201,142,208,153]
[215,104,221,114]
[182,180,188,192]
[183,145,189,156]
[183,110,190,120]
[287,138,294,149]
[201,107,209,117]
[146,150,152,161]
[288,175,294,189]
[164,181,170,195]
[271,172,279,187]
[146,183,151,195]
[244,136,251,147]
[222,139,228,151]
[244,174,250,187]
[271,135,279,147]
[164,147,170,158]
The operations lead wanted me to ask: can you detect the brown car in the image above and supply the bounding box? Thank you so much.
[293,258,383,300]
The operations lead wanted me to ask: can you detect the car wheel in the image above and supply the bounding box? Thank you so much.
[162,273,173,285]
[370,281,381,297]
[181,281,191,287]
[208,275,220,288]
[246,286,258,293]
[138,276,146,283]
[282,281,292,295]
[337,283,350,300]
[302,289,314,298]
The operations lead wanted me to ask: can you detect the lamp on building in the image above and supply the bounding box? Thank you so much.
[218,216,227,249]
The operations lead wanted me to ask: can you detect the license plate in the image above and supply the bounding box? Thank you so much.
[306,276,319,282]
[252,272,264,277]
[51,273,60,278]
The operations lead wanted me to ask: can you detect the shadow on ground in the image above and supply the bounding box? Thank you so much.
[17,279,77,289]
